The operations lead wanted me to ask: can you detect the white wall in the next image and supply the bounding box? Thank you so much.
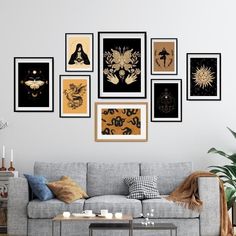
[0,0,236,174]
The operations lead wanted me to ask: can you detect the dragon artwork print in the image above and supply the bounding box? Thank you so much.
[101,109,141,135]
[63,83,86,110]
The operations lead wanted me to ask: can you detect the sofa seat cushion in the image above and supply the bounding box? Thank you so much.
[28,199,85,219]
[84,195,142,218]
[142,196,199,219]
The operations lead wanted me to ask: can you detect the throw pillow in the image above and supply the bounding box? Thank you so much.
[24,174,54,201]
[47,176,88,204]
[124,176,160,200]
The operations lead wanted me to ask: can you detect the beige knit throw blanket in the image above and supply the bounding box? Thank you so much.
[166,171,233,236]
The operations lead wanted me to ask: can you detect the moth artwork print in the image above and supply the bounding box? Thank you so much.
[14,57,54,112]
[65,33,93,72]
[187,53,221,100]
[151,79,182,122]
[151,38,177,75]
[98,32,146,98]
[95,103,148,142]
[60,75,90,118]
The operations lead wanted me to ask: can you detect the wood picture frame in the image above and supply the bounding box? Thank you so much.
[95,102,148,142]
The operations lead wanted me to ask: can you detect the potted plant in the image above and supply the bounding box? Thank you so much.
[208,127,236,210]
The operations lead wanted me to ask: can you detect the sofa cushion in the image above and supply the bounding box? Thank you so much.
[142,196,199,218]
[87,163,139,196]
[24,174,54,201]
[84,195,142,218]
[28,198,85,219]
[34,162,87,191]
[141,162,192,194]
[124,176,160,200]
[47,176,88,204]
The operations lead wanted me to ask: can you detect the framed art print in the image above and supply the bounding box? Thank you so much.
[98,32,146,98]
[151,79,182,122]
[95,102,148,142]
[60,75,91,118]
[14,57,54,112]
[187,53,221,100]
[151,38,177,75]
[65,33,93,72]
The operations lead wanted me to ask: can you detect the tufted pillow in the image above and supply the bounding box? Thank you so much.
[24,174,54,201]
[47,176,88,204]
[124,176,160,200]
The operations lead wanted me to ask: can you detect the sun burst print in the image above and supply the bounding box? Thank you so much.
[193,65,215,89]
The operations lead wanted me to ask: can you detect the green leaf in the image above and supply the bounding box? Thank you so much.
[223,180,236,188]
[225,187,236,210]
[224,165,236,178]
[227,154,236,164]
[227,127,236,139]
[209,166,233,178]
[208,148,229,157]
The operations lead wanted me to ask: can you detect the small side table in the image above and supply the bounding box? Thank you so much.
[89,222,177,236]
[0,171,18,233]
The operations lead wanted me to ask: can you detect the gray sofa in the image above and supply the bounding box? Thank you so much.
[8,162,220,236]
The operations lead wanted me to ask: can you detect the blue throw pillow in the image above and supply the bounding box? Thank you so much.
[24,174,54,201]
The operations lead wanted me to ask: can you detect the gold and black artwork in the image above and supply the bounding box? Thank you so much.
[95,103,147,142]
[101,109,141,135]
[151,38,177,75]
[187,53,221,100]
[65,33,94,72]
[151,79,182,122]
[64,83,86,110]
[14,58,53,112]
[60,75,91,118]
[98,32,146,98]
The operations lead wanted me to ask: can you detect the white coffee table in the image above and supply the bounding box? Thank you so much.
[52,214,133,236]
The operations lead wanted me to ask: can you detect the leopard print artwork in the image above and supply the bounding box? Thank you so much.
[101,109,141,135]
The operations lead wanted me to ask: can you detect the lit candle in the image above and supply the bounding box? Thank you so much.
[2,146,5,158]
[10,149,13,162]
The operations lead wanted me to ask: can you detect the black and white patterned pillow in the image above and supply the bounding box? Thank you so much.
[124,176,160,200]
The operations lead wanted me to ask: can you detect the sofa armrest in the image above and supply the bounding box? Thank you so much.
[198,176,220,236]
[7,177,29,235]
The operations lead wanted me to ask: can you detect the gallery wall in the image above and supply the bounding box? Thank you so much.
[0,0,236,174]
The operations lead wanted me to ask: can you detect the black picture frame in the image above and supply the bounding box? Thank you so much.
[65,33,94,72]
[151,38,178,75]
[59,75,91,118]
[14,57,54,112]
[151,79,182,122]
[98,31,147,99]
[186,53,221,101]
